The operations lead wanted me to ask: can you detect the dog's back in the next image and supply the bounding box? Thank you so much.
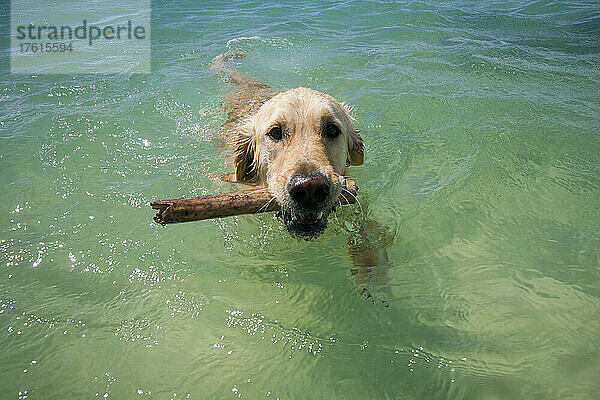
[210,51,280,130]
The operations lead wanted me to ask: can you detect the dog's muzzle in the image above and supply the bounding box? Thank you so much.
[288,173,331,208]
[279,172,334,239]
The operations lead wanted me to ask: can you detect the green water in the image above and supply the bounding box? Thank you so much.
[2,1,600,399]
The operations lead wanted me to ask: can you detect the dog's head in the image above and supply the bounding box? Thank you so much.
[233,87,363,239]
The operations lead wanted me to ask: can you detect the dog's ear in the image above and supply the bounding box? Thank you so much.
[347,128,364,166]
[233,137,256,182]
[338,101,364,166]
[233,122,258,183]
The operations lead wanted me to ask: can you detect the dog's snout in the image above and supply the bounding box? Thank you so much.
[288,173,331,207]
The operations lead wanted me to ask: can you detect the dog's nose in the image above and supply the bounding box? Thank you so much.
[288,173,331,207]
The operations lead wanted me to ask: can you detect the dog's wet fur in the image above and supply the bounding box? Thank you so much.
[213,51,364,239]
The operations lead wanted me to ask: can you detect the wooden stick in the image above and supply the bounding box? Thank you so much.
[151,180,358,226]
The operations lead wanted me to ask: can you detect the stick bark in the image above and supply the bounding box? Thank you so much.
[151,180,358,225]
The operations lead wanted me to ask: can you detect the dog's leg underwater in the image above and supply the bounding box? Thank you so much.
[348,218,394,307]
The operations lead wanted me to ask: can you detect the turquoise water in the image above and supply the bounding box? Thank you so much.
[2,0,600,398]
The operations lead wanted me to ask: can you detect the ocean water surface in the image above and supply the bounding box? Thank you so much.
[1,0,599,398]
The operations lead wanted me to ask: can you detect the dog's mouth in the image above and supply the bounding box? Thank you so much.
[271,172,342,239]
[276,209,330,239]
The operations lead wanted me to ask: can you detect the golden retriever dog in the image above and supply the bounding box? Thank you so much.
[211,51,390,304]
[212,51,364,239]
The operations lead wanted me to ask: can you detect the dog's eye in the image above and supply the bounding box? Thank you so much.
[326,125,339,137]
[267,126,283,141]
[325,124,340,138]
